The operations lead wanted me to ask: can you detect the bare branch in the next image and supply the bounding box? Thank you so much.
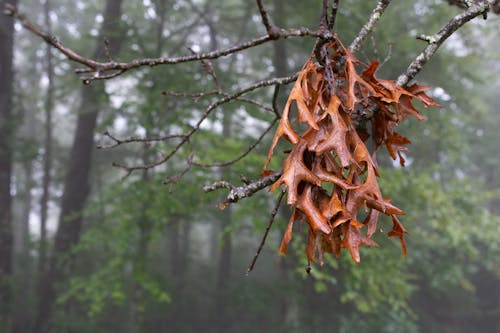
[5,4,102,69]
[164,90,274,113]
[97,131,184,149]
[203,171,282,209]
[161,90,220,101]
[247,190,285,274]
[5,4,332,82]
[349,0,392,53]
[112,75,297,176]
[380,42,394,68]
[320,0,330,29]
[193,116,278,168]
[397,0,493,86]
[329,0,340,30]
[255,0,277,36]
[163,153,194,186]
[271,84,281,118]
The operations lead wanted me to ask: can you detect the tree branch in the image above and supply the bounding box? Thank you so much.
[5,4,332,82]
[96,131,184,149]
[349,0,392,53]
[203,171,282,209]
[397,0,494,86]
[329,0,340,30]
[247,190,285,274]
[112,75,297,177]
[192,116,278,168]
[255,0,277,36]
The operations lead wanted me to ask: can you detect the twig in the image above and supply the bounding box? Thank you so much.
[163,89,274,113]
[161,90,220,102]
[396,0,493,86]
[255,0,277,36]
[163,153,194,187]
[320,0,330,29]
[313,0,332,65]
[349,0,392,53]
[203,171,282,209]
[329,0,340,30]
[5,4,332,82]
[271,84,281,118]
[246,190,285,274]
[112,75,297,176]
[188,46,221,92]
[416,34,436,44]
[97,131,184,149]
[235,97,274,114]
[380,42,394,68]
[193,116,278,168]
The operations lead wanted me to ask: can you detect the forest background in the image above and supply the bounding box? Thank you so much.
[0,0,499,332]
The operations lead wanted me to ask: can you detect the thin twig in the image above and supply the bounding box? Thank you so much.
[396,0,493,86]
[112,75,297,176]
[235,97,274,114]
[163,153,194,186]
[97,131,184,149]
[246,190,285,274]
[255,0,277,36]
[193,116,278,168]
[380,42,394,68]
[161,90,220,101]
[320,0,329,29]
[271,84,281,118]
[349,0,392,53]
[163,90,274,113]
[329,0,340,30]
[203,171,282,209]
[188,46,221,92]
[314,0,331,64]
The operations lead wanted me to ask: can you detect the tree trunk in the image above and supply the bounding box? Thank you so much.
[33,1,124,332]
[12,159,35,333]
[37,0,54,300]
[0,0,18,328]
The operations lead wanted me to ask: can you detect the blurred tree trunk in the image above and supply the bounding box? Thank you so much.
[11,99,37,332]
[0,0,18,328]
[33,1,124,332]
[37,0,54,294]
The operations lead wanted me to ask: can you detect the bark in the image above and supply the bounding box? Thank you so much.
[33,1,124,332]
[0,0,18,328]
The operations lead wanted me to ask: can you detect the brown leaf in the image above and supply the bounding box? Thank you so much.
[388,215,408,256]
[296,184,332,235]
[270,139,321,205]
[342,224,378,263]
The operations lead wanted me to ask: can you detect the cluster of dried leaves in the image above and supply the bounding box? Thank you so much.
[263,35,439,266]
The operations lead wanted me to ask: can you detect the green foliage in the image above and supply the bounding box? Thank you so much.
[8,0,500,332]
